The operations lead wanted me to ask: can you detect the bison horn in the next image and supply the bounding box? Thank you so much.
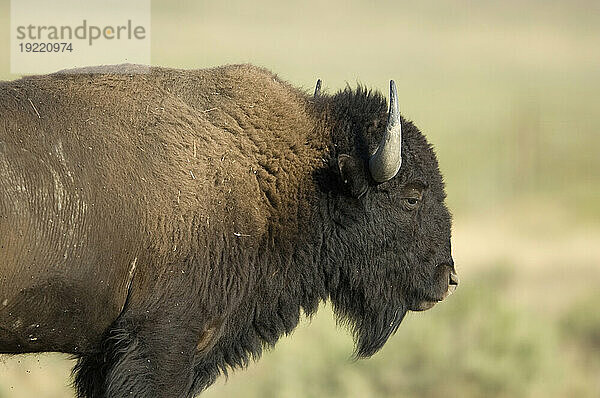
[368,80,402,182]
[313,79,322,98]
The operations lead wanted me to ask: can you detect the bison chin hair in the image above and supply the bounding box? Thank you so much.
[353,305,407,358]
[332,293,408,358]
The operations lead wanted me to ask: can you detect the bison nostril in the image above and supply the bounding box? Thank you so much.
[449,271,460,287]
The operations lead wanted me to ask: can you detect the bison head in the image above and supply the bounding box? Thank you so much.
[317,81,458,358]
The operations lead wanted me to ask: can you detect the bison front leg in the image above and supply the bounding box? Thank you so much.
[73,313,201,398]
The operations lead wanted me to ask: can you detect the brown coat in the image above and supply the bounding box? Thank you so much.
[0,64,325,353]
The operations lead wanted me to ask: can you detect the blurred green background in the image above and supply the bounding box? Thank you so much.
[1,0,599,397]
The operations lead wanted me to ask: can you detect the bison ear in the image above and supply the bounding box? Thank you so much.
[338,154,369,198]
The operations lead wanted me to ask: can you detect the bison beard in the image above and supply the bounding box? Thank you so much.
[0,64,456,397]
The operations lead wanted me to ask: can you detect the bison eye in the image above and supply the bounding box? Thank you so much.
[400,185,424,211]
[401,197,420,211]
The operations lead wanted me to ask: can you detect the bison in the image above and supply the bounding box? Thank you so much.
[0,64,458,397]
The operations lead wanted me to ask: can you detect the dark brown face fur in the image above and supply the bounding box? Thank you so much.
[315,86,457,357]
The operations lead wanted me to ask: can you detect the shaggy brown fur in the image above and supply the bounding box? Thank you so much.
[0,64,455,397]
